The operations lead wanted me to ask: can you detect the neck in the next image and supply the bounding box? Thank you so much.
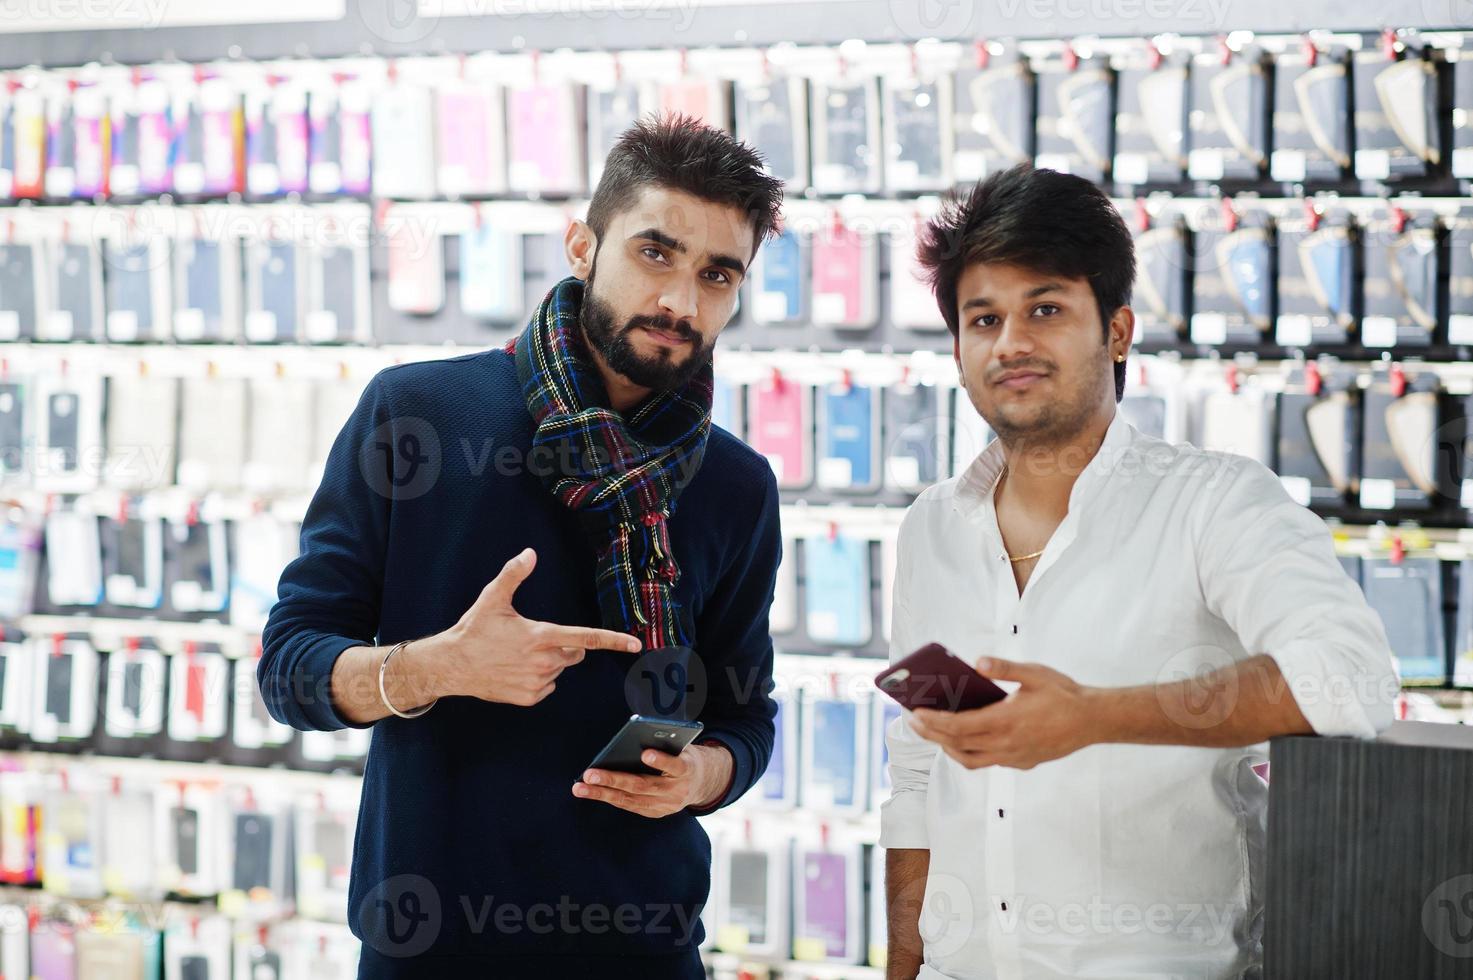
[587,345,652,414]
[996,408,1116,520]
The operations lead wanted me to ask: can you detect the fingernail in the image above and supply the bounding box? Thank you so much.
[572,784,586,796]
[586,773,601,785]
[976,658,992,672]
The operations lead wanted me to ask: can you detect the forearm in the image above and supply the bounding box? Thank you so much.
[330,633,459,725]
[885,847,929,979]
[1091,652,1314,748]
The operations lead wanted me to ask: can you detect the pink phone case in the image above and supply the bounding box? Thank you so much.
[875,642,1008,712]
[437,88,494,192]
[508,85,578,192]
[811,227,865,323]
[748,376,810,487]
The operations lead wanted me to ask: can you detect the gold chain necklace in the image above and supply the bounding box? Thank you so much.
[996,464,1046,563]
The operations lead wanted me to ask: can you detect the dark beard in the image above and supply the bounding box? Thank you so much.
[578,269,713,392]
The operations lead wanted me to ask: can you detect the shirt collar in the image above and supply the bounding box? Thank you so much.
[951,409,1135,518]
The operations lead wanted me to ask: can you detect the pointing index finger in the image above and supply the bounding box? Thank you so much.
[540,623,642,654]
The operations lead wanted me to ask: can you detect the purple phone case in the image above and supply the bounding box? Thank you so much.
[875,642,1008,712]
[801,851,849,957]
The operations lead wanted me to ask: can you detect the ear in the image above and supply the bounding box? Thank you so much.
[1108,306,1136,359]
[565,219,598,280]
[953,334,965,382]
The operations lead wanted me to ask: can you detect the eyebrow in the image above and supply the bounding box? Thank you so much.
[629,227,748,277]
[960,282,1067,311]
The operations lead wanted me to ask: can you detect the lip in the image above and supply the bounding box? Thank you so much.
[994,371,1047,390]
[640,325,690,347]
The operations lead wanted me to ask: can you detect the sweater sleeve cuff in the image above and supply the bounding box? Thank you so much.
[263,634,376,732]
[687,734,746,815]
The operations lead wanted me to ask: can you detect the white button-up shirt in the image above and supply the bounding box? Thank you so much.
[881,411,1397,980]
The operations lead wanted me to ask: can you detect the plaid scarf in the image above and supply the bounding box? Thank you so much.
[508,276,712,650]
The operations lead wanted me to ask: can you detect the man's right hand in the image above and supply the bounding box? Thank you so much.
[433,548,643,706]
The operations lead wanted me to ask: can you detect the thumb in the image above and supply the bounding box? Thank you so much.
[480,548,537,607]
[975,656,1043,685]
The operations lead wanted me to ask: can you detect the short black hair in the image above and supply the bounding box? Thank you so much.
[586,113,785,260]
[916,164,1135,402]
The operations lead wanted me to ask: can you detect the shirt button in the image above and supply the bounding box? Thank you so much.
[1000,901,1009,911]
[1011,625,1018,634]
[997,808,1005,818]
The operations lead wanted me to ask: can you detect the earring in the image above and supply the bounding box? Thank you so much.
[1114,353,1126,363]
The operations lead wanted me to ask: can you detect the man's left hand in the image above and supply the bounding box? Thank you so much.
[910,657,1098,770]
[573,742,732,818]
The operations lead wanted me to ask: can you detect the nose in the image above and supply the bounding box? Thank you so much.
[657,275,700,323]
[991,313,1035,361]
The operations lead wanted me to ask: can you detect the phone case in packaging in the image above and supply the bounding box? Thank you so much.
[791,838,865,963]
[1187,48,1270,181]
[104,375,178,491]
[0,236,42,341]
[177,377,248,492]
[587,81,648,187]
[768,536,797,636]
[101,513,165,607]
[44,510,103,607]
[162,915,231,980]
[753,693,797,807]
[1198,382,1275,467]
[232,654,293,750]
[1364,556,1445,683]
[436,80,507,197]
[231,925,284,980]
[1360,208,1439,350]
[747,373,811,488]
[0,900,25,980]
[0,639,32,732]
[712,832,789,958]
[155,784,223,896]
[882,74,953,193]
[748,227,806,325]
[293,791,356,920]
[658,77,732,131]
[164,516,229,614]
[71,85,109,199]
[7,88,45,200]
[810,220,878,329]
[243,229,302,343]
[888,223,946,331]
[1186,205,1274,347]
[0,769,39,882]
[803,533,873,649]
[0,517,38,620]
[167,645,229,743]
[41,771,106,897]
[810,77,882,194]
[818,381,879,491]
[883,382,944,492]
[507,83,586,196]
[370,85,437,199]
[1271,47,1351,183]
[244,378,316,495]
[1274,366,1360,507]
[1352,49,1440,181]
[459,221,525,322]
[1358,368,1440,512]
[1274,205,1356,348]
[173,216,242,342]
[230,514,298,633]
[1450,214,1473,346]
[30,913,79,979]
[76,928,151,980]
[43,91,76,199]
[104,641,166,738]
[735,75,808,189]
[99,786,158,900]
[103,233,171,342]
[868,844,887,966]
[1111,49,1188,186]
[1033,54,1113,183]
[385,206,446,315]
[29,634,98,743]
[220,791,291,916]
[43,232,104,342]
[281,921,359,980]
[952,55,1034,184]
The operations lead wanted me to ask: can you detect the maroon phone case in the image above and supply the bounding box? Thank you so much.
[874,642,1008,712]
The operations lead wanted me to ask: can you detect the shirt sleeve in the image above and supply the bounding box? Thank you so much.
[258,374,393,732]
[687,464,782,813]
[1193,456,1398,739]
[879,507,941,850]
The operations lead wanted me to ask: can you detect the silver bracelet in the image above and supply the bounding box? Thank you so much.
[378,639,438,720]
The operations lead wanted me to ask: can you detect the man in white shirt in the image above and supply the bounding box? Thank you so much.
[882,165,1398,980]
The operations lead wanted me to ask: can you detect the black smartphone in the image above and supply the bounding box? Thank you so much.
[587,715,704,776]
[172,806,199,875]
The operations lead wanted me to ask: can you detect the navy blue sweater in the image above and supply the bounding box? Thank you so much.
[259,348,780,976]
